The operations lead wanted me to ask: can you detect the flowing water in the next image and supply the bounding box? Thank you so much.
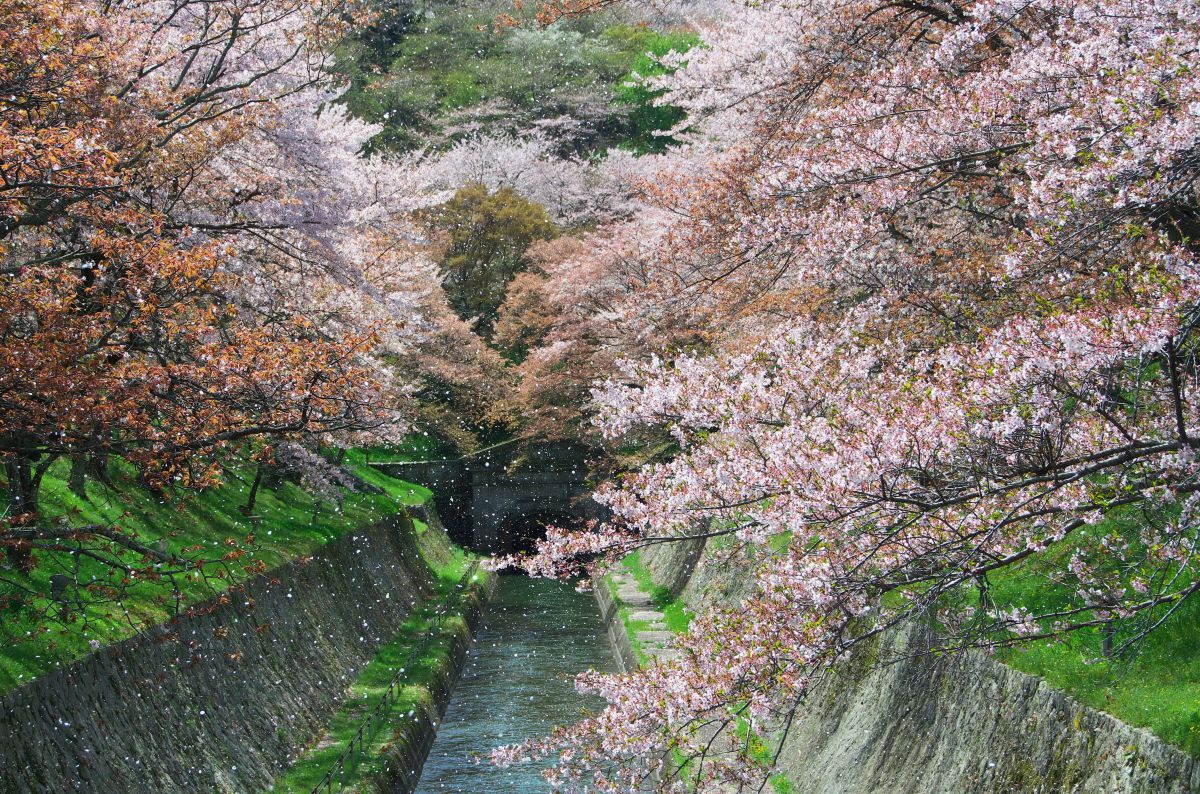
[414,576,618,793]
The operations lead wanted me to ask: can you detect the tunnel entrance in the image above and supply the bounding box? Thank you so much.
[496,510,581,557]
[373,440,609,554]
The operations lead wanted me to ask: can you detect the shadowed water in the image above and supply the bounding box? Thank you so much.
[414,576,617,792]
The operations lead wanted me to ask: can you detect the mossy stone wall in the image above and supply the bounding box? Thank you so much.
[0,515,437,794]
[639,539,1200,793]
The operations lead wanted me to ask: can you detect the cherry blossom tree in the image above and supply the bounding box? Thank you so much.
[492,217,685,438]
[0,0,444,625]
[413,131,642,227]
[493,0,1200,789]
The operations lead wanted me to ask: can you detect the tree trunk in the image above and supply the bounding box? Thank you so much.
[4,453,39,571]
[67,446,108,499]
[68,455,88,499]
[241,461,265,516]
[1102,621,1117,658]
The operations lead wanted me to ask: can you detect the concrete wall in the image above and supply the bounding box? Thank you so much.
[0,515,438,794]
[640,539,1200,793]
[470,471,602,553]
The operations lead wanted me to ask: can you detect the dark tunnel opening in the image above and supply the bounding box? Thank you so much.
[496,509,583,562]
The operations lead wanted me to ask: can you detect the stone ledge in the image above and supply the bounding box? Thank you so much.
[370,570,498,794]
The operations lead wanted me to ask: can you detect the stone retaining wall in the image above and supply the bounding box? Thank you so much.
[594,582,638,674]
[371,571,496,793]
[0,514,438,794]
[640,539,1200,793]
[775,622,1200,794]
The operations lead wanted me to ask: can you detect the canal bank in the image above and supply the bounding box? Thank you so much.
[273,556,494,794]
[356,566,496,794]
[0,513,446,794]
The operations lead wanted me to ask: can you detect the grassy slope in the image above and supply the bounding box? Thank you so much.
[611,551,693,662]
[988,520,1200,757]
[345,448,434,502]
[349,434,450,464]
[659,518,1200,759]
[1002,599,1200,757]
[337,0,700,158]
[0,452,429,693]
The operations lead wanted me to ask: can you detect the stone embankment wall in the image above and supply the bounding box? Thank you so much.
[370,570,496,794]
[594,581,638,673]
[0,514,440,794]
[639,540,1200,793]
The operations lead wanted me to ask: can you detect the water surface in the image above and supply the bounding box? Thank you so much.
[414,576,617,792]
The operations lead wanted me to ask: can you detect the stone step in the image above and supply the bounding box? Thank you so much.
[635,630,674,645]
[629,610,665,623]
[617,589,653,607]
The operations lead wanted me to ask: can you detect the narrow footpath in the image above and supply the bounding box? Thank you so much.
[609,571,681,664]
[602,565,780,793]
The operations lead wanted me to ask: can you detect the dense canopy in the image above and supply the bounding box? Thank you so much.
[3,0,1200,791]
[491,0,1200,789]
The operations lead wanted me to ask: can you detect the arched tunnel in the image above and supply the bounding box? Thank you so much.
[374,440,607,556]
[494,509,582,557]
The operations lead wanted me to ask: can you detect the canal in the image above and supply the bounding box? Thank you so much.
[414,576,617,792]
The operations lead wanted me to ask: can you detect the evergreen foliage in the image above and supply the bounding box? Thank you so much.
[427,185,559,336]
[334,1,695,154]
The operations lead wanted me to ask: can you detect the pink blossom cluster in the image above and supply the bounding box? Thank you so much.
[496,0,1200,788]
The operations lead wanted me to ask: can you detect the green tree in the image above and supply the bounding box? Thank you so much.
[607,26,699,154]
[429,185,558,337]
[331,2,696,155]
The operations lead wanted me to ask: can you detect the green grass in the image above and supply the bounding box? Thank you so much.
[411,512,469,583]
[273,564,486,792]
[604,575,648,663]
[999,590,1200,757]
[618,608,649,663]
[660,600,694,634]
[344,448,433,504]
[607,26,700,154]
[272,604,459,792]
[352,433,450,463]
[606,552,696,663]
[771,774,796,793]
[611,552,794,790]
[948,507,1200,757]
[621,551,694,633]
[0,451,429,693]
[732,716,795,793]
